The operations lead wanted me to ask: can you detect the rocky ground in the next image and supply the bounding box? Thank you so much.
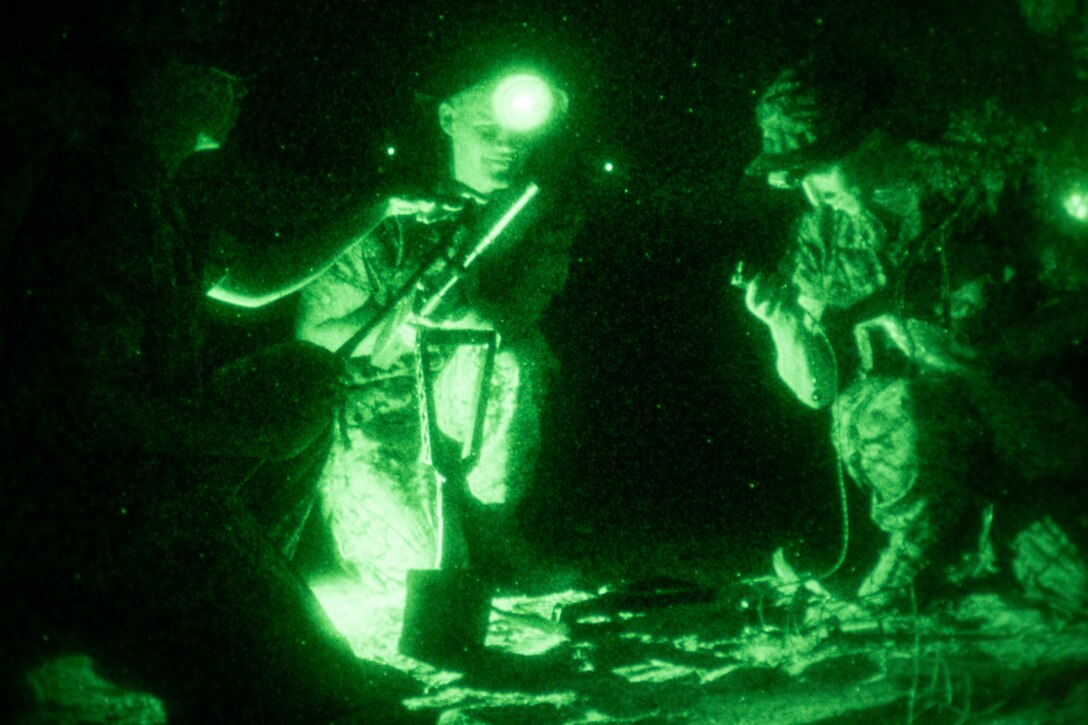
[316,572,1088,724]
[19,558,1088,724]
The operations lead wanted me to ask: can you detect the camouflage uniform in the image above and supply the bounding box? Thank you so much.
[749,64,1088,610]
[301,204,571,593]
[784,168,991,597]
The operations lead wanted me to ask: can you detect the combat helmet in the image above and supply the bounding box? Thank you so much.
[746,56,891,182]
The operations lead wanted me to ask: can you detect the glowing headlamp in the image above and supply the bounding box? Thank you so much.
[492,74,556,133]
[1064,187,1088,222]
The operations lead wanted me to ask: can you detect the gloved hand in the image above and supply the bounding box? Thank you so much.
[853,315,977,377]
[383,185,485,225]
[742,271,792,325]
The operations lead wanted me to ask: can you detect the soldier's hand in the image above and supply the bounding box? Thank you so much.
[854,315,975,376]
[384,188,485,225]
[853,314,908,376]
[368,297,417,370]
[744,273,786,324]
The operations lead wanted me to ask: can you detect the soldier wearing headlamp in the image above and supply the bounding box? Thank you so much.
[439,71,567,199]
[295,62,576,595]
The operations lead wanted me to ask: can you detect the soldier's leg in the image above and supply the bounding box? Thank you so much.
[205,341,342,557]
[82,477,426,724]
[320,369,438,595]
[835,376,982,604]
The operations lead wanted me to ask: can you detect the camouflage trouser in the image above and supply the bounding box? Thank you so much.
[317,343,544,595]
[833,376,939,599]
[1010,516,1088,615]
[834,374,1088,613]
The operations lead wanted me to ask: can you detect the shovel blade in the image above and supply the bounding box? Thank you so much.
[398,569,492,664]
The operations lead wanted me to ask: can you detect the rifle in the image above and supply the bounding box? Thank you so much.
[334,182,540,359]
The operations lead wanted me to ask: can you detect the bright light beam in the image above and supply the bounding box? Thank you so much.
[492,74,555,133]
[1064,190,1088,222]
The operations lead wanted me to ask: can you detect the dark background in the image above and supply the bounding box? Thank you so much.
[4,0,1073,586]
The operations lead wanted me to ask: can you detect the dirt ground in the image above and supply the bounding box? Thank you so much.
[317,575,1088,724]
[19,565,1088,724]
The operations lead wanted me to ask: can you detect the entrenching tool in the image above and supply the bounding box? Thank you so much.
[392,185,539,663]
[398,326,499,663]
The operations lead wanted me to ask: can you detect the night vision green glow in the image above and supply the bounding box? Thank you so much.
[604,162,614,172]
[193,133,221,152]
[1064,189,1088,221]
[309,576,408,661]
[492,74,555,132]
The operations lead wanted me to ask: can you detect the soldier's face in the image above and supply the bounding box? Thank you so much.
[440,84,531,197]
